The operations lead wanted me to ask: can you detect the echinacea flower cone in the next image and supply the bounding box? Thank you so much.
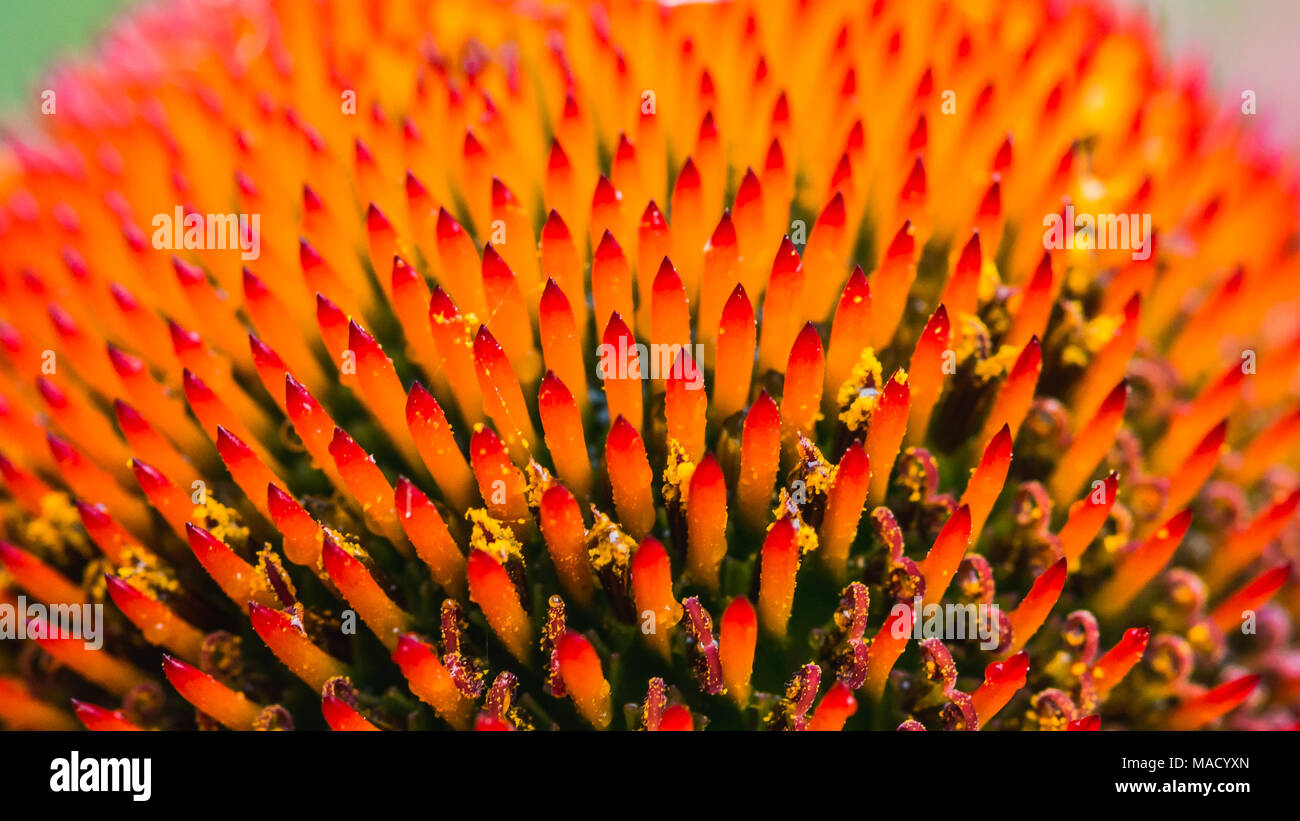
[0,0,1296,733]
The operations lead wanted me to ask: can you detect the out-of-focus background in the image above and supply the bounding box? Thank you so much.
[0,0,128,106]
[0,0,1297,148]
[1120,0,1300,150]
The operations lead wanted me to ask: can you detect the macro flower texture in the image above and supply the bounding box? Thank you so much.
[0,0,1297,734]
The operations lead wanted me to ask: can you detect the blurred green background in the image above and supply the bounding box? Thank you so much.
[0,0,127,114]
